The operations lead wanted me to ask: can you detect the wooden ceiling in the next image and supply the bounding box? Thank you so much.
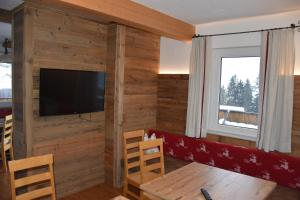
[28,0,195,41]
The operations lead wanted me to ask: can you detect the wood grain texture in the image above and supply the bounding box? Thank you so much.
[157,74,189,134]
[112,196,130,200]
[123,130,145,199]
[23,2,34,159]
[28,0,195,41]
[1,157,300,200]
[14,3,108,198]
[141,162,277,200]
[123,27,159,132]
[105,24,126,187]
[8,154,56,200]
[292,76,300,156]
[14,2,161,197]
[12,8,26,160]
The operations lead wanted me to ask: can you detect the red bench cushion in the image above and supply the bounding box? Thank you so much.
[149,129,300,190]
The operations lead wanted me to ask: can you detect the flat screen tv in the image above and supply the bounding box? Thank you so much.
[39,68,106,116]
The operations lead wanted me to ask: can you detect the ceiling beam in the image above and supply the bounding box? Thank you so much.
[0,8,12,23]
[28,0,195,41]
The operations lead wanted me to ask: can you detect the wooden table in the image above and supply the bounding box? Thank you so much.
[111,195,129,200]
[141,162,277,200]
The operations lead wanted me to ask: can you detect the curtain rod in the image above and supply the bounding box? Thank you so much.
[193,24,300,38]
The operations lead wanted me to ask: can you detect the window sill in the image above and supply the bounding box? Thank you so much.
[207,128,257,142]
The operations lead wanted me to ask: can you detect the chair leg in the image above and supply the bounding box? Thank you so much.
[10,146,14,161]
[140,191,146,200]
[1,149,7,171]
[123,181,128,197]
[140,191,144,200]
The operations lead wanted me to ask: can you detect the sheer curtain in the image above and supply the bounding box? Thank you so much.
[185,37,211,138]
[257,29,295,152]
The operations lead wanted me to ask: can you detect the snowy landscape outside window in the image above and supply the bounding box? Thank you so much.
[218,57,260,130]
[0,63,12,100]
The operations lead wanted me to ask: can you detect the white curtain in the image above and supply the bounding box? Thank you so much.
[257,29,295,152]
[185,37,211,138]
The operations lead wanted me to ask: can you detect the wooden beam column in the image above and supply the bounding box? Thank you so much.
[30,0,195,41]
[105,24,125,187]
[12,5,34,160]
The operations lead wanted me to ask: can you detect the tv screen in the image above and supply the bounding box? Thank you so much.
[39,69,106,116]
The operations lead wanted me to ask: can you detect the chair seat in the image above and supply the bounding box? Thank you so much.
[127,171,161,185]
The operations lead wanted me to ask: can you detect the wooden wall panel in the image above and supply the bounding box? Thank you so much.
[157,74,300,154]
[123,27,159,132]
[12,8,26,159]
[15,4,108,198]
[14,2,161,195]
[157,74,189,134]
[292,76,300,156]
[105,24,125,187]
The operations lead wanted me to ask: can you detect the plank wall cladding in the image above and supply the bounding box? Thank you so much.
[105,25,159,186]
[13,2,159,197]
[157,74,188,134]
[157,74,300,156]
[123,27,159,132]
[13,4,108,197]
[13,9,26,159]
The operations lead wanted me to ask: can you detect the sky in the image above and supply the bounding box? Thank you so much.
[220,57,260,88]
[0,63,12,89]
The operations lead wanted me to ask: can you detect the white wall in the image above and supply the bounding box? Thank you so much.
[159,10,300,74]
[159,37,191,74]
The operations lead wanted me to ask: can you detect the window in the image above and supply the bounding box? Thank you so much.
[207,47,261,141]
[219,57,260,129]
[0,63,12,100]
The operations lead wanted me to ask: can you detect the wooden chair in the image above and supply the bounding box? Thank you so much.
[0,114,14,171]
[123,130,145,199]
[139,139,165,200]
[8,154,56,200]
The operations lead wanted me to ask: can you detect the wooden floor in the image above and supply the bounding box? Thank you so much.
[1,157,299,200]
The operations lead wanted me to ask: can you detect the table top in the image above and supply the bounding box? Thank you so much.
[141,162,277,200]
[111,195,129,200]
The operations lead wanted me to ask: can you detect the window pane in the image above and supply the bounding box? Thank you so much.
[0,63,12,99]
[219,57,260,129]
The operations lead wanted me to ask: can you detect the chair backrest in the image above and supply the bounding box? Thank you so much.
[3,114,13,150]
[123,130,145,178]
[139,138,165,183]
[8,154,56,200]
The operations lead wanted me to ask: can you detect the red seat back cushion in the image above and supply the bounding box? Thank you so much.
[0,108,12,119]
[148,129,300,190]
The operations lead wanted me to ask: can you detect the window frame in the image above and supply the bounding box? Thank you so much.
[206,46,261,141]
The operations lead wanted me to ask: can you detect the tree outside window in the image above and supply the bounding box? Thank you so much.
[218,57,260,129]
